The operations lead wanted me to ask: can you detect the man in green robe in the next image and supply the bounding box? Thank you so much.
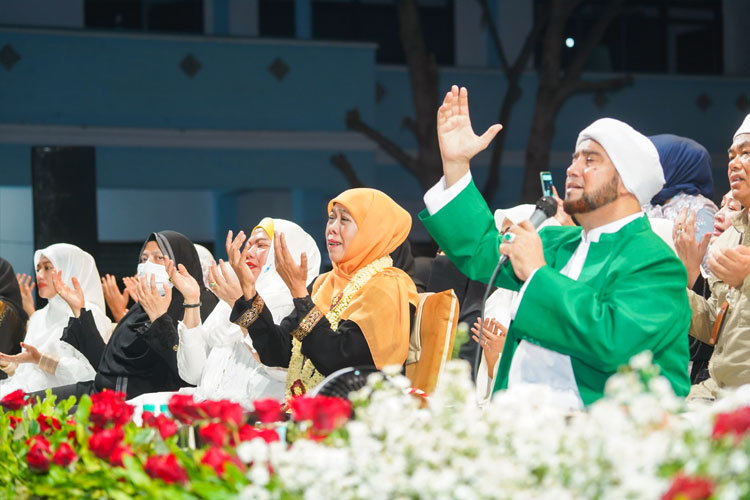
[419,86,691,407]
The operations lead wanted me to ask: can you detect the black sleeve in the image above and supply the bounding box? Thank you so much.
[230,295,298,368]
[137,314,182,380]
[60,309,106,370]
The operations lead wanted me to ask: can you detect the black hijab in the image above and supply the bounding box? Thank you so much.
[0,258,27,323]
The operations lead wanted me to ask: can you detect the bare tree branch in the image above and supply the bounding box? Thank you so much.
[567,74,633,96]
[476,0,510,74]
[345,108,419,178]
[330,153,365,188]
[562,0,625,85]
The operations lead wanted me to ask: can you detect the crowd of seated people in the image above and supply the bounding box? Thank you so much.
[1,96,750,414]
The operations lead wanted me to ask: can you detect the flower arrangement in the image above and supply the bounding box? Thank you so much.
[1,353,750,499]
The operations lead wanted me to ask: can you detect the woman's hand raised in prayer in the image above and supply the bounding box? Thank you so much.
[471,317,507,378]
[51,270,85,318]
[16,273,36,317]
[673,207,711,288]
[0,342,42,365]
[227,230,257,301]
[138,274,172,323]
[274,232,309,299]
[708,245,750,289]
[208,260,243,306]
[122,275,140,304]
[166,259,201,328]
[437,85,502,187]
[101,274,129,322]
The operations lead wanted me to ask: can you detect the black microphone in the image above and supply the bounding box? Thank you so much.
[473,196,558,380]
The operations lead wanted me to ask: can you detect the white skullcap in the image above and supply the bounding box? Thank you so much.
[494,204,560,231]
[576,118,665,205]
[734,114,750,141]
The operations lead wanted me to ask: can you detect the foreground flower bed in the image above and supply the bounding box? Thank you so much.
[2,355,750,499]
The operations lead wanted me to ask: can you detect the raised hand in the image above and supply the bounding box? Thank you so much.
[16,273,36,317]
[471,317,507,377]
[226,230,257,300]
[437,85,502,187]
[0,342,42,365]
[122,275,140,304]
[708,245,750,289]
[101,274,130,322]
[274,232,309,298]
[138,274,172,323]
[552,186,575,226]
[673,207,711,288]
[207,260,243,306]
[165,259,200,304]
[51,270,85,318]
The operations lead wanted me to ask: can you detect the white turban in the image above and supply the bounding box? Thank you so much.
[576,118,665,205]
[734,113,750,141]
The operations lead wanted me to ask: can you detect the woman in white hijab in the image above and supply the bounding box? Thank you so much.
[0,243,110,397]
[172,218,321,406]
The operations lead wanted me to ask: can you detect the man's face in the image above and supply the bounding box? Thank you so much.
[563,139,621,215]
[727,134,750,207]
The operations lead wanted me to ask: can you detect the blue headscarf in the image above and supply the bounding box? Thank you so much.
[649,134,713,205]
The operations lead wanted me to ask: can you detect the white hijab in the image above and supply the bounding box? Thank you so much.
[29,243,111,348]
[253,218,322,322]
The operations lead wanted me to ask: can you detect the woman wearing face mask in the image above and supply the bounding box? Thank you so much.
[41,231,218,400]
[0,258,28,381]
[171,218,321,405]
[228,189,419,397]
[0,244,110,397]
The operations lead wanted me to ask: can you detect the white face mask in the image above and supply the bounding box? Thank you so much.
[137,261,173,296]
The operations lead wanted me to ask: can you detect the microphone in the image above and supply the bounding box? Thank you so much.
[473,196,558,380]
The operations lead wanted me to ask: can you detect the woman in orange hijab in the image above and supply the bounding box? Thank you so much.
[228,188,419,397]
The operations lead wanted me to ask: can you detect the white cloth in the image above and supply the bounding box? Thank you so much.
[423,172,472,215]
[577,118,664,205]
[734,113,750,140]
[0,243,111,397]
[176,219,321,404]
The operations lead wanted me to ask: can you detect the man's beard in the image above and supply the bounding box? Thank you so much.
[563,174,619,215]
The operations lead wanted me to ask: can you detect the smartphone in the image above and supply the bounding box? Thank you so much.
[540,171,553,197]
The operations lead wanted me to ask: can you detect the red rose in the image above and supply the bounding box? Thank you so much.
[89,426,124,460]
[143,412,178,440]
[253,398,283,424]
[109,444,132,467]
[36,414,62,434]
[26,436,52,472]
[52,442,77,467]
[662,473,714,500]
[311,396,351,432]
[1,389,28,411]
[168,394,203,424]
[89,390,134,428]
[288,396,317,422]
[712,406,750,441]
[200,400,245,427]
[9,415,21,429]
[199,422,229,447]
[238,425,279,444]
[144,454,188,484]
[201,446,243,475]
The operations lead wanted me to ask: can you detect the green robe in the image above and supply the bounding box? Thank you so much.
[419,179,691,405]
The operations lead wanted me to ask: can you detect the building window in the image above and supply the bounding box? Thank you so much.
[85,0,203,34]
[259,0,296,37]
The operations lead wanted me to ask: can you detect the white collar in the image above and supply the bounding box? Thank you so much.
[580,212,644,244]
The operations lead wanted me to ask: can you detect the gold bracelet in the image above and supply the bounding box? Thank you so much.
[38,354,59,375]
[234,295,265,329]
[290,306,323,342]
[0,361,17,376]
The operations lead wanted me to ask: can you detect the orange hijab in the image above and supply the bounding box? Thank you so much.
[312,188,419,368]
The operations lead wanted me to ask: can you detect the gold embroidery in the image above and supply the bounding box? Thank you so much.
[285,255,393,398]
[234,295,265,329]
[291,306,323,341]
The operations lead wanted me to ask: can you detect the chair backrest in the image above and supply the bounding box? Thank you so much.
[405,289,460,395]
